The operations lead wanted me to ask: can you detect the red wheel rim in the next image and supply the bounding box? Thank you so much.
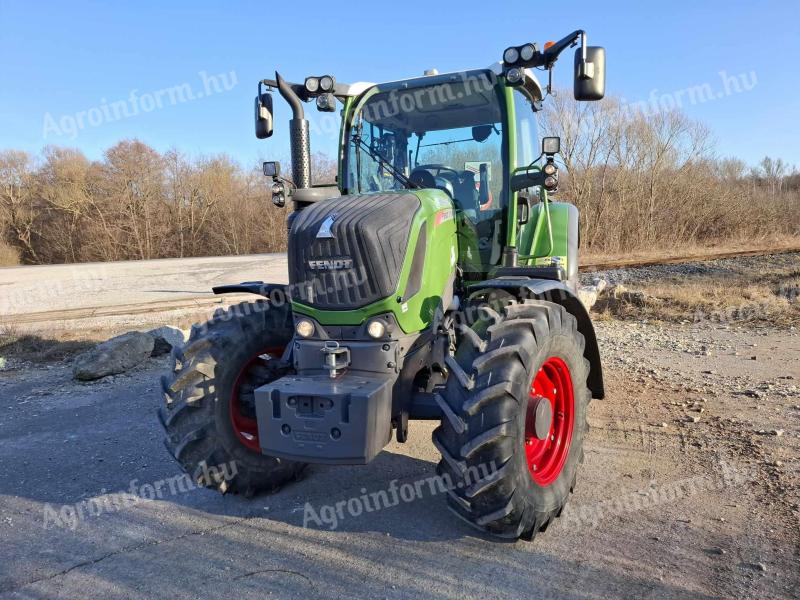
[230,346,284,452]
[524,356,575,486]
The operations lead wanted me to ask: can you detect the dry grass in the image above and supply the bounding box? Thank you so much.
[0,241,20,267]
[0,322,94,362]
[596,264,800,327]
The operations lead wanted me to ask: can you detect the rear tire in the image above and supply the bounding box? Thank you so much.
[158,301,306,496]
[434,297,591,540]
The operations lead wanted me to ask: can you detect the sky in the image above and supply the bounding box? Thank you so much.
[1,0,798,169]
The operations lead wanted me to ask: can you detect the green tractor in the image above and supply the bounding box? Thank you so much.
[160,30,606,540]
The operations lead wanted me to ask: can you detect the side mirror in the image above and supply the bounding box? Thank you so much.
[263,161,280,178]
[478,163,490,207]
[255,93,274,139]
[574,46,606,101]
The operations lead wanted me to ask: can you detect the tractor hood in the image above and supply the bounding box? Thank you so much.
[288,192,422,310]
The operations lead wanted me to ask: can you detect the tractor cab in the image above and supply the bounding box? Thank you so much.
[340,68,524,275]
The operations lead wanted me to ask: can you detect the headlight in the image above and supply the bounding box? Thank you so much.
[366,319,386,339]
[503,47,520,64]
[304,77,320,93]
[296,319,315,338]
[543,162,557,176]
[520,43,536,61]
[271,181,284,195]
[544,175,558,189]
[319,75,334,92]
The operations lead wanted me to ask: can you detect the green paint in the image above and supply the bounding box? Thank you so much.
[504,82,519,249]
[292,188,457,333]
[308,74,578,332]
[519,200,572,270]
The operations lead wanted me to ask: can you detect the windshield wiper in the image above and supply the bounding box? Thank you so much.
[351,131,419,190]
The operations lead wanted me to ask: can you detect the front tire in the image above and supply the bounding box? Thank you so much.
[434,297,591,540]
[158,301,306,496]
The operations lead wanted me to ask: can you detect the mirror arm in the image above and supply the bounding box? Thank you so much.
[540,29,585,68]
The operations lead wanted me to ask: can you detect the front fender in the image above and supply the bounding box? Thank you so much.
[468,278,605,400]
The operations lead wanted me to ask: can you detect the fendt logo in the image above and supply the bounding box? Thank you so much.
[307,257,354,271]
[316,213,338,239]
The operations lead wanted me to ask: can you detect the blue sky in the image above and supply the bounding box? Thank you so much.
[1,0,797,169]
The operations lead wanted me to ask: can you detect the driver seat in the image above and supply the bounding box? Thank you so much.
[453,171,480,213]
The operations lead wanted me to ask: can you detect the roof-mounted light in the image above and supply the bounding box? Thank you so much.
[520,43,536,61]
[319,75,335,92]
[503,47,520,64]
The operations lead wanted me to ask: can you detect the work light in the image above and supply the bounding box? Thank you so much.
[319,75,335,92]
[505,67,524,84]
[520,43,536,61]
[316,93,335,112]
[304,77,320,93]
[503,47,520,64]
[542,136,561,155]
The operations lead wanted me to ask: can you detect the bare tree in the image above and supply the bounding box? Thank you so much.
[0,150,40,262]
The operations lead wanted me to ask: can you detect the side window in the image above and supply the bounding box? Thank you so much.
[513,90,538,168]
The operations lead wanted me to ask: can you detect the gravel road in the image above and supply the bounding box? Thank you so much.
[0,255,798,598]
[2,250,795,336]
[0,254,288,334]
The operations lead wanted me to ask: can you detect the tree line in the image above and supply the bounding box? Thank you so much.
[540,93,800,252]
[1,95,798,266]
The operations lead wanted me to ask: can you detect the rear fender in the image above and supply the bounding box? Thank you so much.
[467,278,605,399]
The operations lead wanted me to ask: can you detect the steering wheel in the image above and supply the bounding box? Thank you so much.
[415,164,461,178]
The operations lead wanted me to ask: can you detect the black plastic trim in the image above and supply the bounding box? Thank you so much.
[401,226,427,301]
[212,281,288,299]
[490,266,565,281]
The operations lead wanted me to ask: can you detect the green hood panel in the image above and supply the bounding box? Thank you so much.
[292,189,457,333]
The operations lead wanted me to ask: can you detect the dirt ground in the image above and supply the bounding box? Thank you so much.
[0,255,798,598]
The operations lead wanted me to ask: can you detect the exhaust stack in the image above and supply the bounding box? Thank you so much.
[276,72,311,189]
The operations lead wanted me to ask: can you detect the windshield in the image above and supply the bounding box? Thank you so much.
[343,71,506,229]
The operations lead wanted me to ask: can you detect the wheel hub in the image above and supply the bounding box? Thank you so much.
[524,356,575,486]
[230,346,285,452]
[529,396,553,440]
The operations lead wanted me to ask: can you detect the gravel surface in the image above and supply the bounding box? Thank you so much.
[1,321,798,598]
[0,253,798,598]
[580,251,800,287]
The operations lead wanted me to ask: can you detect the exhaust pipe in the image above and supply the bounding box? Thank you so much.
[276,72,311,189]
